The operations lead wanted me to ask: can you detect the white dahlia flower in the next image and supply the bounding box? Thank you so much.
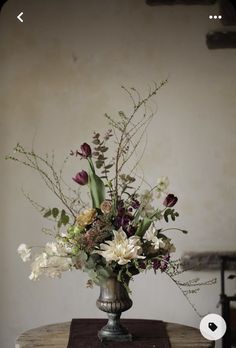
[95,229,145,265]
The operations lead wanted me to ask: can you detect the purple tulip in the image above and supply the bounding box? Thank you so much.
[73,170,88,185]
[163,194,178,207]
[77,143,92,159]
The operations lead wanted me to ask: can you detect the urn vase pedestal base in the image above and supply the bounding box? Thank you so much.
[97,313,132,342]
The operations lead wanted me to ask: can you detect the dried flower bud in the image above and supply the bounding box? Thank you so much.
[73,170,88,185]
[163,194,178,207]
[100,200,112,214]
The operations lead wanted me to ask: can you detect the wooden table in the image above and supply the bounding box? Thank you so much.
[16,320,215,348]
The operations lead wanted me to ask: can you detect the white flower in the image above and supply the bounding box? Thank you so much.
[29,243,72,281]
[45,242,69,255]
[143,227,165,250]
[44,255,72,279]
[29,252,48,280]
[156,176,169,197]
[45,242,58,255]
[17,243,31,262]
[95,229,145,265]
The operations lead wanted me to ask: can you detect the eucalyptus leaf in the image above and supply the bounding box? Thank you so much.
[52,207,59,218]
[61,214,69,225]
[43,209,51,218]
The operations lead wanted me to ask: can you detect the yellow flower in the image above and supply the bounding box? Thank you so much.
[76,209,96,227]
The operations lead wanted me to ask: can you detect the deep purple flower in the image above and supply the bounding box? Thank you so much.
[131,199,140,209]
[153,259,161,274]
[160,254,170,272]
[126,225,136,237]
[163,194,178,207]
[73,170,88,185]
[153,255,170,274]
[139,261,147,270]
[77,143,92,159]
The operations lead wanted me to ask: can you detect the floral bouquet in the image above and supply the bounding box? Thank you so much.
[8,80,188,289]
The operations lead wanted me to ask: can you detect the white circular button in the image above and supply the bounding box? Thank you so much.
[200,314,226,341]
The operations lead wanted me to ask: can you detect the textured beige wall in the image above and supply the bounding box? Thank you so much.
[1,0,236,347]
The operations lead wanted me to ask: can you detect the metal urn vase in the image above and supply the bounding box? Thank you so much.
[96,276,133,342]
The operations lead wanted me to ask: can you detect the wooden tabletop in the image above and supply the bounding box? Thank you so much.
[16,320,215,348]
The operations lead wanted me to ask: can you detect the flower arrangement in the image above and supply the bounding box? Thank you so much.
[7,81,209,299]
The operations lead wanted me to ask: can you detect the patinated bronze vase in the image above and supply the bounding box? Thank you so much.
[96,276,133,342]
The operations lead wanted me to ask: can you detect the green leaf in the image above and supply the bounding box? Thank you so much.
[104,164,113,169]
[61,214,69,225]
[136,217,153,237]
[52,208,59,218]
[95,160,104,169]
[88,159,105,209]
[43,209,51,218]
[164,208,171,223]
[100,146,108,153]
[85,254,101,269]
[74,250,88,263]
[61,209,66,217]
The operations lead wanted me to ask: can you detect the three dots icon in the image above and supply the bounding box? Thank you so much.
[209,15,222,19]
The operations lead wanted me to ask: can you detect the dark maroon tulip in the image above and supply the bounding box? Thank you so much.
[77,143,92,159]
[73,170,88,185]
[163,194,178,207]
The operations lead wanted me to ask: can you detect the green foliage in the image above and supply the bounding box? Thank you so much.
[84,254,113,285]
[67,225,82,238]
[43,209,52,218]
[43,207,70,228]
[52,208,59,218]
[88,159,105,208]
[164,208,179,222]
[136,217,153,237]
[92,130,114,175]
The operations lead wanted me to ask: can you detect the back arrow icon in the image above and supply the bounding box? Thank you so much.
[17,12,23,22]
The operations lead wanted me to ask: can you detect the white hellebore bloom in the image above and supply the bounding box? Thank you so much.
[96,229,145,265]
[143,227,165,250]
[156,176,169,197]
[17,243,31,262]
